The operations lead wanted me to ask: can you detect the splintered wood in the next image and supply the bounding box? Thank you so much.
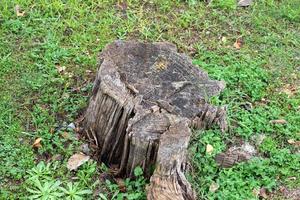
[84,41,227,199]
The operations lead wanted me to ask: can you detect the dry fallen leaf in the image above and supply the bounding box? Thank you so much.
[65,72,73,78]
[221,36,227,43]
[279,186,287,193]
[288,139,295,144]
[252,188,259,197]
[280,84,298,97]
[287,139,300,147]
[233,38,243,49]
[270,119,287,124]
[209,182,219,192]
[206,144,214,154]
[67,153,90,171]
[15,5,25,17]
[32,137,42,148]
[294,141,300,147]
[259,187,268,199]
[62,132,70,139]
[115,178,126,192]
[287,177,296,181]
[75,127,81,133]
[56,65,66,73]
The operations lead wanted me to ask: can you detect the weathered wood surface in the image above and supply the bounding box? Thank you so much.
[215,142,257,168]
[84,40,227,199]
[147,119,194,200]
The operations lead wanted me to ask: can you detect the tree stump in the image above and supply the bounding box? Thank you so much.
[84,40,227,200]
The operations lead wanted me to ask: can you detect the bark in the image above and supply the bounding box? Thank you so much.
[84,40,227,199]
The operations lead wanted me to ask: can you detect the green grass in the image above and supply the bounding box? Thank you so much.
[0,0,299,199]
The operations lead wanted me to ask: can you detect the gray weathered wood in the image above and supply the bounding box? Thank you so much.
[215,142,257,168]
[84,40,227,199]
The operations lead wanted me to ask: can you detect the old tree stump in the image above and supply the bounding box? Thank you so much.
[84,41,227,200]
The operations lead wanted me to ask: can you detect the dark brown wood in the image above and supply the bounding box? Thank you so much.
[84,40,227,199]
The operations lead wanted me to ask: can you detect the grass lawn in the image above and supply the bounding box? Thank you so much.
[0,0,299,199]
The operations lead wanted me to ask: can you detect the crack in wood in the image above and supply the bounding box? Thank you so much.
[84,41,227,200]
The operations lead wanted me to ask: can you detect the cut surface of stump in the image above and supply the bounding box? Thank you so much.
[84,40,227,199]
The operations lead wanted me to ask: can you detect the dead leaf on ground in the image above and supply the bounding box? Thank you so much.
[233,38,243,49]
[74,127,81,133]
[280,84,298,97]
[32,137,42,148]
[62,132,70,139]
[15,5,25,17]
[287,139,300,147]
[279,186,287,193]
[67,152,90,171]
[294,141,300,147]
[287,177,296,181]
[56,64,66,73]
[209,182,219,192]
[115,178,126,192]
[206,144,214,154]
[252,188,259,197]
[259,187,268,199]
[221,36,227,43]
[270,119,287,124]
[288,139,295,144]
[117,1,128,11]
[65,72,73,78]
[255,98,271,106]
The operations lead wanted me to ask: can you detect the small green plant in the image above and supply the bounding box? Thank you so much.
[76,160,98,187]
[99,167,146,200]
[259,137,278,154]
[25,161,95,199]
[26,179,62,200]
[25,161,52,181]
[59,182,92,200]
